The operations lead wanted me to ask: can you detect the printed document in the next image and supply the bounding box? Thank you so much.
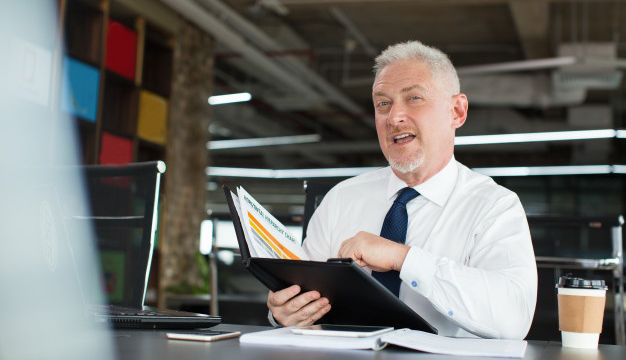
[234,187,308,260]
[240,327,528,358]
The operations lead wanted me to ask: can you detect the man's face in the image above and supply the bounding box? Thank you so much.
[372,60,466,175]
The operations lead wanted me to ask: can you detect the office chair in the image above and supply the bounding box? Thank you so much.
[68,161,166,308]
[301,180,335,241]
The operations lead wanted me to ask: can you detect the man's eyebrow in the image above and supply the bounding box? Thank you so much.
[373,84,428,97]
[401,84,427,93]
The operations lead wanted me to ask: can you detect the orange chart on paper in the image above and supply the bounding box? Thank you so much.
[248,212,301,260]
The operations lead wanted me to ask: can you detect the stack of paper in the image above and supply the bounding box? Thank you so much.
[240,327,385,350]
[381,328,528,358]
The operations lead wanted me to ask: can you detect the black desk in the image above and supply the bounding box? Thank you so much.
[113,324,626,360]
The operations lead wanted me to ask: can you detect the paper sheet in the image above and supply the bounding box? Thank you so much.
[241,327,527,357]
[381,329,528,358]
[240,327,385,350]
[237,187,308,260]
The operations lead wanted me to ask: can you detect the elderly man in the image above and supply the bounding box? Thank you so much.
[267,40,537,340]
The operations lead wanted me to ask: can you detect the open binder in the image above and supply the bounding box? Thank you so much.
[223,186,436,333]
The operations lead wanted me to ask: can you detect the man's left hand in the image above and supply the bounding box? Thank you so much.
[338,231,410,272]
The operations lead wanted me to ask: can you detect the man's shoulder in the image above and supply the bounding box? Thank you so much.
[455,162,518,201]
[332,166,390,192]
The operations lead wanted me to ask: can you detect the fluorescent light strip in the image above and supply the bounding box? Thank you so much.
[613,165,626,174]
[473,165,613,177]
[275,167,379,178]
[206,129,625,150]
[208,134,321,150]
[455,129,617,146]
[207,165,626,178]
[206,166,379,178]
[208,92,252,105]
[206,167,274,178]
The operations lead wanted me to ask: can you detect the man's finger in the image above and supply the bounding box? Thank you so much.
[295,297,329,321]
[268,285,301,306]
[297,303,332,326]
[287,291,321,312]
[337,238,352,258]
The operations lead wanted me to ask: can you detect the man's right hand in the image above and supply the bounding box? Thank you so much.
[267,285,331,326]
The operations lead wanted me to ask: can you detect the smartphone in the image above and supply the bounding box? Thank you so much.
[291,324,393,338]
[166,330,241,342]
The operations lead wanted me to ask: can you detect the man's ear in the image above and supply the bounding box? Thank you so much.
[451,93,468,129]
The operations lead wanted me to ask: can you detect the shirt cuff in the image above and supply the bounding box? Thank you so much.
[267,310,282,327]
[399,246,438,298]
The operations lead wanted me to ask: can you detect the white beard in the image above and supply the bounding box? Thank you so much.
[388,153,424,174]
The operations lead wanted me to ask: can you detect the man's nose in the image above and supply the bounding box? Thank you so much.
[387,102,407,125]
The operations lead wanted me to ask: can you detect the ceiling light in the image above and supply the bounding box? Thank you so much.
[473,165,613,177]
[206,166,379,178]
[208,92,251,105]
[613,165,626,174]
[206,164,626,179]
[455,129,618,146]
[206,167,274,178]
[208,134,321,150]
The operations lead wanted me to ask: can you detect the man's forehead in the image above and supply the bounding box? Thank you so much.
[372,61,433,92]
[372,83,430,97]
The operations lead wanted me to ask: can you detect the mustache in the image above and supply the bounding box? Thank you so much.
[389,126,419,137]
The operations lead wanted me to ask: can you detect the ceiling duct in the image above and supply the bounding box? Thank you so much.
[461,74,586,108]
[459,43,625,107]
[553,43,623,90]
[197,0,369,121]
[161,0,369,122]
[159,0,324,105]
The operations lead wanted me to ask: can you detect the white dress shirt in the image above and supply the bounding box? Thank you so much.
[303,157,537,339]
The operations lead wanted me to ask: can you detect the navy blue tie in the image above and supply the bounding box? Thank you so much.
[372,187,419,297]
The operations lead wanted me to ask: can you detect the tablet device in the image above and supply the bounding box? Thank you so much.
[291,324,394,338]
[223,186,437,333]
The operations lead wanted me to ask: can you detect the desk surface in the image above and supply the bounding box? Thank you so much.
[113,324,626,360]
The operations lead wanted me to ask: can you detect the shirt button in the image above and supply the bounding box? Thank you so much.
[411,281,418,288]
[448,311,454,317]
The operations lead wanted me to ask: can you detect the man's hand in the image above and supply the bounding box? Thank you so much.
[267,285,331,326]
[338,231,410,272]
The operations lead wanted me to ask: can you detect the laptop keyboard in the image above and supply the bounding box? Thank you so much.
[96,305,160,316]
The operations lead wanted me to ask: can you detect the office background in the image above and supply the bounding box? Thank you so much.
[32,0,626,344]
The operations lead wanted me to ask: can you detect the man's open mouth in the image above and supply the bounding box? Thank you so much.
[393,133,416,144]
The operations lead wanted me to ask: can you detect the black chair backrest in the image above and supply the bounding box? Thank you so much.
[76,161,166,307]
[301,180,335,240]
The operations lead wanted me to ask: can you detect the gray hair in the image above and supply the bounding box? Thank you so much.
[373,40,460,95]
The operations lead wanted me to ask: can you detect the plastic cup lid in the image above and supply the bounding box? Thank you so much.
[556,275,608,290]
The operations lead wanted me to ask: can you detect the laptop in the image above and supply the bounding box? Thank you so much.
[65,162,221,329]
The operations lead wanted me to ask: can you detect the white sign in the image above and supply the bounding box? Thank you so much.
[11,37,52,107]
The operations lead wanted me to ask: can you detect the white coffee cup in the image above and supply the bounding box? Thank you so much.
[556,276,607,349]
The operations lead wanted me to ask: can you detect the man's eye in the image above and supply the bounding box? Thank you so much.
[377,101,390,107]
[409,95,421,101]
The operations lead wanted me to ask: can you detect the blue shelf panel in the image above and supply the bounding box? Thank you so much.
[61,56,100,122]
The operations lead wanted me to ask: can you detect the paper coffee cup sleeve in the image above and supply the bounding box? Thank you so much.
[558,294,606,333]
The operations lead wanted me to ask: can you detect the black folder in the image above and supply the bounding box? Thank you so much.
[223,186,436,333]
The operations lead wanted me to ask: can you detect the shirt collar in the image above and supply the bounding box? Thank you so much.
[386,156,458,207]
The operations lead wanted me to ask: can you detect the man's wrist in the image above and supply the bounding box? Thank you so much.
[267,310,282,327]
[393,244,411,271]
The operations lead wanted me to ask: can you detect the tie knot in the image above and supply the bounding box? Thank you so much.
[395,187,419,205]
